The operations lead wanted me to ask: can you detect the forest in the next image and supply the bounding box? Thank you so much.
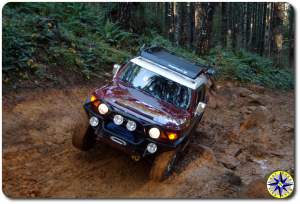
[2,2,295,90]
[2,2,296,198]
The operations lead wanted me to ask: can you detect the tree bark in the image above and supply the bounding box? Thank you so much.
[169,2,175,42]
[271,2,284,66]
[258,3,267,56]
[247,3,253,49]
[174,2,184,46]
[196,3,215,55]
[181,3,188,46]
[187,2,195,48]
[117,3,133,28]
[242,3,248,49]
[288,4,295,68]
[266,3,274,57]
[164,2,170,38]
[251,3,258,52]
[194,3,202,49]
[221,3,227,48]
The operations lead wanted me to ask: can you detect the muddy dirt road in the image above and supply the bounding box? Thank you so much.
[3,81,295,198]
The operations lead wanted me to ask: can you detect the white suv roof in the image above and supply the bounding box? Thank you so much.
[130,57,207,90]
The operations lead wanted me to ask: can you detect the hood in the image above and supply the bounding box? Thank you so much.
[95,82,191,129]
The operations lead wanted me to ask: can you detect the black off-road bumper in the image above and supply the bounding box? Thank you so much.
[83,104,187,157]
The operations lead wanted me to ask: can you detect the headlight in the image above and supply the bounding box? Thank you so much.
[98,103,109,115]
[149,127,160,139]
[113,114,124,125]
[126,120,136,131]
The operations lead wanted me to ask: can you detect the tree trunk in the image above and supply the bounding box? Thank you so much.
[242,3,248,49]
[187,2,195,48]
[271,2,284,67]
[288,4,295,69]
[195,3,215,55]
[174,2,184,46]
[221,3,227,48]
[117,3,133,29]
[194,3,202,49]
[251,3,258,52]
[258,3,267,56]
[164,2,170,38]
[266,3,274,57]
[230,3,237,50]
[181,3,188,47]
[232,3,243,51]
[247,3,253,49]
[169,2,175,42]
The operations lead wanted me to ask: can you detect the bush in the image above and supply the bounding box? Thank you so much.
[2,2,131,83]
[2,3,294,90]
[208,48,294,89]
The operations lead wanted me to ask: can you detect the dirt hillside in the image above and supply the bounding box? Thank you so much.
[2,80,294,198]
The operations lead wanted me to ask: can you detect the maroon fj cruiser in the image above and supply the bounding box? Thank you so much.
[72,46,215,181]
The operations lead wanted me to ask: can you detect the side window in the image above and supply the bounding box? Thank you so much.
[197,86,206,103]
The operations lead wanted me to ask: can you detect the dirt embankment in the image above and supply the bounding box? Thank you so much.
[2,81,294,198]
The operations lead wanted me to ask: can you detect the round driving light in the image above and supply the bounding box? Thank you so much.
[98,103,109,115]
[147,143,157,154]
[149,127,160,139]
[113,114,124,125]
[89,116,99,127]
[126,120,136,131]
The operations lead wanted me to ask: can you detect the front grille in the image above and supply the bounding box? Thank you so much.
[104,111,145,143]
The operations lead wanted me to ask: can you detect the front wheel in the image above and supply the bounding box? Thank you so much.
[71,109,95,151]
[149,150,177,182]
[72,126,95,151]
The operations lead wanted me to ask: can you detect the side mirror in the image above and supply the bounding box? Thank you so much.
[207,68,216,76]
[195,102,206,116]
[112,64,121,76]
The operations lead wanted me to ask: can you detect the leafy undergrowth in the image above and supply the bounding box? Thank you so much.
[3,3,132,87]
[3,3,294,90]
[208,47,294,89]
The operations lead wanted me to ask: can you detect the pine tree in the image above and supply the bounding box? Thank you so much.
[195,3,215,55]
[221,3,228,48]
[288,4,295,68]
[271,2,284,66]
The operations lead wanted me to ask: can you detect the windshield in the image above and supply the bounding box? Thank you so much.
[119,62,192,110]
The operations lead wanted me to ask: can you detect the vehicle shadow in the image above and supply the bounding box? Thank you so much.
[71,142,152,197]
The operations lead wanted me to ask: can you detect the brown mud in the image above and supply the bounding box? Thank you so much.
[2,80,294,198]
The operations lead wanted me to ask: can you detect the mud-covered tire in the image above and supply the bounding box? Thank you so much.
[149,150,177,182]
[71,108,95,151]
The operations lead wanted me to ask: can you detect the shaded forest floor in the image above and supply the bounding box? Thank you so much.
[3,74,295,198]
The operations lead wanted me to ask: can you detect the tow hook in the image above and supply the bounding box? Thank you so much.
[131,154,141,162]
